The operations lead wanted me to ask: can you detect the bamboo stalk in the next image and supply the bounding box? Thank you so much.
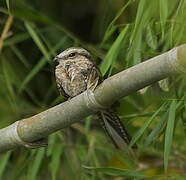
[0,44,186,153]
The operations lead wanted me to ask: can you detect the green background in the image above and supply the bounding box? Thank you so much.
[1,0,186,179]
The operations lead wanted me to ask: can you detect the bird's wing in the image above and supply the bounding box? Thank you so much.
[87,65,102,90]
[56,77,70,100]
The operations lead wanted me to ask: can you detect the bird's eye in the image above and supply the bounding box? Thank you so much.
[68,52,76,58]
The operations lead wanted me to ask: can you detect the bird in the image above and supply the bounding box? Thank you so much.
[53,47,136,151]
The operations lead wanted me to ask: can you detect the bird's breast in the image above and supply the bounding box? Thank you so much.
[55,59,93,97]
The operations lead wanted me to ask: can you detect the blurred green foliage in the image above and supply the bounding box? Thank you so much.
[1,0,186,179]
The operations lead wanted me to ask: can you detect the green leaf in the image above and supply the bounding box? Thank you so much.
[127,0,157,66]
[129,0,147,44]
[164,100,176,172]
[10,45,30,68]
[4,28,50,47]
[6,0,10,11]
[159,0,168,39]
[28,148,45,180]
[146,25,158,50]
[130,103,165,147]
[47,133,58,156]
[102,25,117,44]
[170,173,186,180]
[0,152,11,178]
[24,21,51,62]
[102,0,132,43]
[19,37,67,92]
[49,143,63,180]
[83,166,147,179]
[144,112,167,147]
[2,57,15,99]
[100,25,129,75]
[19,56,47,93]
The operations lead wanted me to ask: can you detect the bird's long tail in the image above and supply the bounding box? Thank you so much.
[97,109,137,150]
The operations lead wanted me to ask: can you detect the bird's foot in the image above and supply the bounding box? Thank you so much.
[24,138,48,149]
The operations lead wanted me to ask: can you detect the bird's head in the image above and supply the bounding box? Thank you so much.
[53,47,91,66]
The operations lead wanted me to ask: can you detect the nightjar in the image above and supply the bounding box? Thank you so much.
[53,47,136,150]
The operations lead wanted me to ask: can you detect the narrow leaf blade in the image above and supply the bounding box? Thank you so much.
[164,100,176,172]
[83,166,147,179]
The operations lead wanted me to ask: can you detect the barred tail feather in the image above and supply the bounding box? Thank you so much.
[98,109,137,151]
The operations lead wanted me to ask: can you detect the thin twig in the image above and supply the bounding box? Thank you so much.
[0,15,13,53]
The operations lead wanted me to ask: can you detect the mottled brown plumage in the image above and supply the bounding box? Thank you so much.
[54,47,136,150]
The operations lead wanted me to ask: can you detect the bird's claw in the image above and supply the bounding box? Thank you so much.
[24,138,48,149]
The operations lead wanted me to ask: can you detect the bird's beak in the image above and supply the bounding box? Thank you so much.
[53,56,59,66]
[53,56,59,62]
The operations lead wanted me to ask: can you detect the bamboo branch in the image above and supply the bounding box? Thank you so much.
[0,44,186,153]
